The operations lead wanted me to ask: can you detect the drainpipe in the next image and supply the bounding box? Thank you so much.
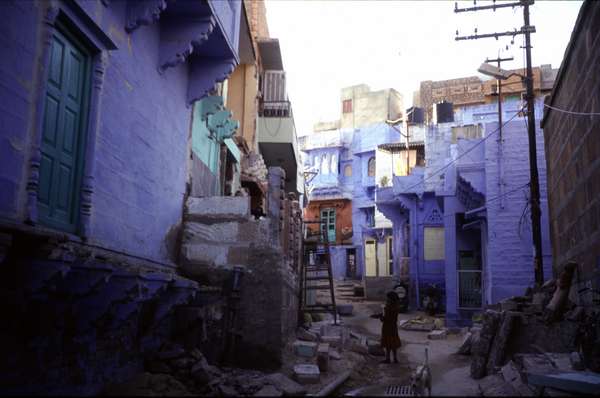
[413,195,421,310]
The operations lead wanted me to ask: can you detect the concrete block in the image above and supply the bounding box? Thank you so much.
[293,364,320,384]
[428,329,447,340]
[183,221,240,244]
[186,196,250,222]
[293,341,317,358]
[337,304,354,316]
[297,328,318,342]
[329,350,341,360]
[366,340,385,356]
[321,335,342,348]
[317,343,330,372]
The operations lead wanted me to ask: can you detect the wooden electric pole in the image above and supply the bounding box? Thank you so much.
[455,0,544,287]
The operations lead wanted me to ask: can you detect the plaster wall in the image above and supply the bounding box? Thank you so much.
[340,86,404,129]
[484,120,553,302]
[0,1,196,265]
[227,63,259,153]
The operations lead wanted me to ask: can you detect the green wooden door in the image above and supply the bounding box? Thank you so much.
[320,208,336,243]
[38,27,90,233]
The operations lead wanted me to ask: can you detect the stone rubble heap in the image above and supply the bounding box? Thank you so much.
[457,269,600,396]
[103,341,308,397]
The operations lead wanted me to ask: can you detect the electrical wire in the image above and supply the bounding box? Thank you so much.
[543,103,600,116]
[401,106,526,192]
[485,181,530,205]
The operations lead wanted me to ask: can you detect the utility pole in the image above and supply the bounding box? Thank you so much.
[486,55,513,209]
[455,0,544,287]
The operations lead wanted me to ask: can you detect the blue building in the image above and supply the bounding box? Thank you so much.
[0,0,243,393]
[377,92,556,326]
[300,85,404,292]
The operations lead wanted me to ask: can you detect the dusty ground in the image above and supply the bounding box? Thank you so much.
[338,299,479,396]
[284,281,479,396]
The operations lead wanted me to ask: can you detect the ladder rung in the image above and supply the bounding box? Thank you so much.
[301,308,336,313]
[302,304,335,309]
[304,285,333,291]
[304,276,332,281]
[305,266,331,271]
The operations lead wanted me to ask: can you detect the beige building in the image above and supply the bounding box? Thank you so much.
[315,84,404,132]
[414,64,558,123]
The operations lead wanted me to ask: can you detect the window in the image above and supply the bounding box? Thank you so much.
[367,157,375,177]
[344,164,352,177]
[330,154,338,175]
[342,99,352,113]
[365,207,375,227]
[38,24,92,233]
[320,208,336,243]
[424,227,445,260]
[321,154,329,174]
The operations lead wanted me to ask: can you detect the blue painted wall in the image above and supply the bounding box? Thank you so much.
[378,98,553,325]
[0,0,241,265]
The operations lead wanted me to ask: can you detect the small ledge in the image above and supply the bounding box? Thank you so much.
[158,16,215,74]
[187,57,236,104]
[125,0,167,33]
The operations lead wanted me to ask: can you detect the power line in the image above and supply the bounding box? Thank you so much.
[543,103,600,116]
[401,107,525,192]
[486,182,530,205]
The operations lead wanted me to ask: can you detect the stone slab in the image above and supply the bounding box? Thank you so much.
[321,335,342,348]
[293,364,320,384]
[428,329,447,340]
[526,371,600,395]
[264,373,307,396]
[337,304,354,316]
[293,341,317,358]
[297,328,318,342]
[254,385,282,397]
[501,360,534,396]
[186,196,250,222]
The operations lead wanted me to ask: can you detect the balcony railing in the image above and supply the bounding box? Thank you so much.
[259,100,291,118]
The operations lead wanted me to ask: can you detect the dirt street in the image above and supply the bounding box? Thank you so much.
[338,299,479,396]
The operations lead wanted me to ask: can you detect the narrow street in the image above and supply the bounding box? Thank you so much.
[1,0,598,396]
[277,282,480,396]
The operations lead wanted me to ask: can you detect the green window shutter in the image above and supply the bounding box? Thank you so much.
[320,208,336,243]
[38,27,90,233]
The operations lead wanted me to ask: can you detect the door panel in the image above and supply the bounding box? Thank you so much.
[377,241,389,276]
[365,240,376,276]
[38,27,90,232]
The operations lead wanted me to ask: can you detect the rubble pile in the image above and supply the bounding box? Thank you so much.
[459,265,600,396]
[103,341,308,397]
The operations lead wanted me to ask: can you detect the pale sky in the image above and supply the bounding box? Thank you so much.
[265,0,583,136]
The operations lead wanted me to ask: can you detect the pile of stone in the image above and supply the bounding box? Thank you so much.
[475,352,600,396]
[143,342,229,395]
[106,340,313,397]
[292,321,353,384]
[241,151,268,182]
[457,265,600,395]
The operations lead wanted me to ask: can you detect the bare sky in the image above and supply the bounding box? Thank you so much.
[265,0,583,136]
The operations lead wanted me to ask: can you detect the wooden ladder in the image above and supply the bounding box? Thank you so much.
[299,220,338,324]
